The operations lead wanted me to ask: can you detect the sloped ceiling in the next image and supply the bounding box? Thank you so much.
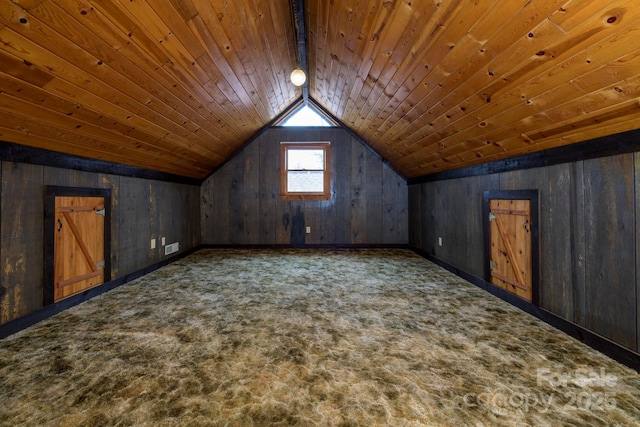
[1,1,640,180]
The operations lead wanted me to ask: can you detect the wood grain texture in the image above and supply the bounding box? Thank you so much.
[636,152,640,353]
[583,154,636,350]
[202,127,408,246]
[409,149,639,351]
[0,162,43,322]
[308,0,640,179]
[2,1,640,179]
[0,0,299,179]
[0,160,200,324]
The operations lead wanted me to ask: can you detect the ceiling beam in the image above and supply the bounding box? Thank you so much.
[291,0,309,103]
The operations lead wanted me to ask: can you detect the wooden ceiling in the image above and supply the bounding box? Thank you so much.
[1,1,640,180]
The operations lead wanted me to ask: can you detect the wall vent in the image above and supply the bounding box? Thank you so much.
[165,242,179,255]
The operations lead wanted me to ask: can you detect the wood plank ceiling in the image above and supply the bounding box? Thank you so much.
[1,0,640,180]
[0,0,299,178]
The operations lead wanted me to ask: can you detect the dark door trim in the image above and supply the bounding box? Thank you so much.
[482,190,540,305]
[44,186,111,305]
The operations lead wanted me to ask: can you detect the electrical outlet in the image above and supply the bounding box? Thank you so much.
[151,238,156,250]
[162,237,166,246]
[306,226,311,234]
[438,237,443,246]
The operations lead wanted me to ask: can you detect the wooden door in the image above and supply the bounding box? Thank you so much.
[488,199,533,302]
[54,196,105,301]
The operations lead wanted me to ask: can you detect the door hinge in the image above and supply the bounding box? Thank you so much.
[490,260,497,269]
[96,209,105,216]
[96,261,105,268]
[489,213,496,221]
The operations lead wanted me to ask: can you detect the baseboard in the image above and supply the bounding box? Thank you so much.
[410,247,640,373]
[0,247,200,339]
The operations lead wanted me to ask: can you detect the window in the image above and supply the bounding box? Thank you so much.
[279,105,334,127]
[280,142,331,200]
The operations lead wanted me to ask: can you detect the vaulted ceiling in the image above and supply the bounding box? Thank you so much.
[1,0,639,180]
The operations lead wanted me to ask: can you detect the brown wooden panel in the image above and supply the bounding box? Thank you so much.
[54,196,105,301]
[489,199,532,302]
[0,0,299,179]
[1,0,640,180]
[583,154,636,350]
[309,0,640,179]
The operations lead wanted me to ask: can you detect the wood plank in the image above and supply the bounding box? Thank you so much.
[258,133,277,245]
[350,140,367,244]
[489,199,532,301]
[57,270,101,289]
[147,180,159,264]
[132,177,152,274]
[60,210,99,271]
[228,152,245,245]
[498,167,554,307]
[490,201,528,289]
[539,164,576,321]
[332,133,351,244]
[636,151,640,353]
[317,131,339,245]
[200,175,217,245]
[28,0,234,147]
[471,174,500,277]
[382,162,407,244]
[0,6,220,149]
[52,191,111,301]
[583,154,636,350]
[365,148,383,244]
[408,184,422,248]
[243,140,260,244]
[422,181,436,256]
[117,176,137,276]
[212,160,230,245]
[0,107,210,177]
[101,174,119,279]
[569,161,587,328]
[0,162,43,323]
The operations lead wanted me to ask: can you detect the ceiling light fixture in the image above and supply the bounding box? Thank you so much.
[290,67,306,86]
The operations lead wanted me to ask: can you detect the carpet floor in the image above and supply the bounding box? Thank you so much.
[1,249,639,426]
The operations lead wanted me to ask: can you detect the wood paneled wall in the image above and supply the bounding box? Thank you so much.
[201,127,408,246]
[409,152,640,352]
[0,161,200,324]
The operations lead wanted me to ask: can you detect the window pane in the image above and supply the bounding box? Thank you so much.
[280,105,333,127]
[287,149,324,170]
[287,171,324,192]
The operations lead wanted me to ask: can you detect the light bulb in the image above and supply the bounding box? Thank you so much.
[290,68,306,86]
